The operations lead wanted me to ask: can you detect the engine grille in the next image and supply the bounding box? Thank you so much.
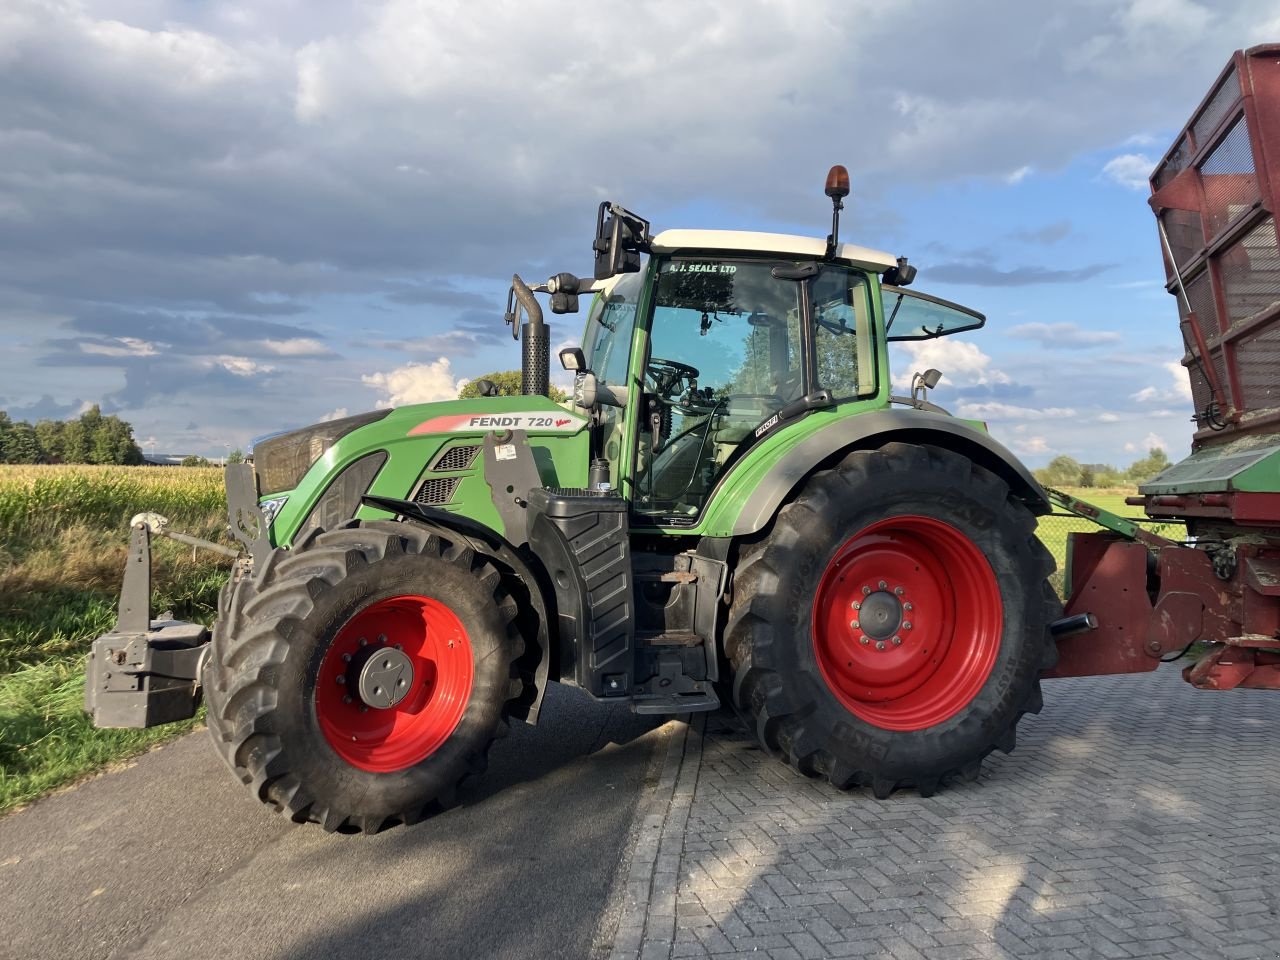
[414,476,460,505]
[432,444,481,472]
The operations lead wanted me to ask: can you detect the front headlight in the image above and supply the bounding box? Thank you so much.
[258,496,288,528]
[252,410,390,495]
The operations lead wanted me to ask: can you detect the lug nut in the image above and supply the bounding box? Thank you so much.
[862,586,872,596]
[851,620,861,629]
[377,634,387,645]
[904,602,913,612]
[342,653,352,663]
[343,695,352,705]
[395,643,403,651]
[903,621,912,630]
[359,637,368,647]
[360,706,369,713]
[336,675,345,685]
[879,580,888,590]
[852,601,861,610]
[894,586,904,596]
[892,636,902,646]
[859,636,870,645]
[875,640,886,650]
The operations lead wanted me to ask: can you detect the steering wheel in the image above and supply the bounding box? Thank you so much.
[645,358,701,401]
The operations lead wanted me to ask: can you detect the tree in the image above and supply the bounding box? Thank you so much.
[3,422,40,463]
[1126,447,1171,484]
[34,419,65,461]
[458,370,568,404]
[60,420,90,463]
[227,449,245,464]
[180,455,212,467]
[1034,455,1083,487]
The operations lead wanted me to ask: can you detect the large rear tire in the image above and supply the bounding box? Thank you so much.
[203,520,523,832]
[725,442,1059,797]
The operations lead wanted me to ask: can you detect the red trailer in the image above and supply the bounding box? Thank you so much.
[1051,44,1280,691]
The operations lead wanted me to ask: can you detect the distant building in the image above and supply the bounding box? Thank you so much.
[141,453,198,467]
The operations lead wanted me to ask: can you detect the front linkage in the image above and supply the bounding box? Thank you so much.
[84,464,267,729]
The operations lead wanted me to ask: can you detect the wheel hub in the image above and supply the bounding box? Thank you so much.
[355,645,415,709]
[857,590,902,641]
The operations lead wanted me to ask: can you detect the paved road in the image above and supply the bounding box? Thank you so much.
[618,665,1280,960]
[0,683,664,960]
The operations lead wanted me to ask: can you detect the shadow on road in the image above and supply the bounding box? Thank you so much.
[0,682,665,960]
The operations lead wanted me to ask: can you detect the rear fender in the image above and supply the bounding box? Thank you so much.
[729,409,1050,536]
[362,495,555,724]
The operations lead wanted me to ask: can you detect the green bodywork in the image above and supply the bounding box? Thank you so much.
[1139,432,1280,495]
[267,396,592,546]
[257,246,1012,551]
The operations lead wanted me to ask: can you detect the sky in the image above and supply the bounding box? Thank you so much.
[2,0,1277,465]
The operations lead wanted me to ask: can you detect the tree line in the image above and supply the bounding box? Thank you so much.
[0,405,144,465]
[1033,448,1171,488]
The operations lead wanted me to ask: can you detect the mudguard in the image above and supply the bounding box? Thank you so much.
[731,408,1050,536]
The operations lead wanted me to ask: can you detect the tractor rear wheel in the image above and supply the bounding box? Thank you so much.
[203,520,523,832]
[724,442,1059,798]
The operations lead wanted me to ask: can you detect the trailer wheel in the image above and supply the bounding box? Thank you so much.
[725,442,1059,798]
[204,520,523,832]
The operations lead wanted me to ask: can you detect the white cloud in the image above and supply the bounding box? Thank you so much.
[1101,153,1154,190]
[318,407,349,422]
[1011,435,1050,455]
[260,337,330,356]
[1098,412,1121,422]
[1131,360,1193,403]
[891,339,1010,391]
[362,357,461,407]
[1005,165,1033,185]
[211,355,275,376]
[1008,322,1121,348]
[957,401,1077,420]
[80,336,161,357]
[1126,431,1169,453]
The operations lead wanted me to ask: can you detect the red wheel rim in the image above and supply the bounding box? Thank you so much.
[812,515,1002,731]
[316,595,473,773]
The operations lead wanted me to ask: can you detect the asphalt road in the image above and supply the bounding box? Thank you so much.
[0,684,665,960]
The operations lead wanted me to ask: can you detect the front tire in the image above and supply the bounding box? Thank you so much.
[204,520,523,832]
[725,443,1059,798]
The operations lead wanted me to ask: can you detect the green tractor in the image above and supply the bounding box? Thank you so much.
[86,166,1064,831]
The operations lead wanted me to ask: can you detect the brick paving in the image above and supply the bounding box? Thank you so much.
[614,666,1280,960]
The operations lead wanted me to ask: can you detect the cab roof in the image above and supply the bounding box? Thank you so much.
[650,229,897,272]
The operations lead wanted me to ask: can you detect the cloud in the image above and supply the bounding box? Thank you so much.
[1011,435,1050,455]
[1131,360,1193,403]
[1007,322,1122,347]
[79,336,162,357]
[956,401,1078,420]
[891,339,1010,391]
[1005,166,1033,185]
[925,262,1109,287]
[1101,153,1154,190]
[363,358,461,407]
[260,337,331,356]
[1098,412,1121,422]
[319,407,349,422]
[1125,431,1169,453]
[209,355,275,377]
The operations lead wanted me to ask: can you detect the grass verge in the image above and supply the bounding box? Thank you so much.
[0,466,230,814]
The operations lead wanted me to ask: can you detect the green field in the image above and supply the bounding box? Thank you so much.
[0,465,232,813]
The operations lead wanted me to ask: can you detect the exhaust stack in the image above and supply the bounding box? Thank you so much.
[507,274,550,397]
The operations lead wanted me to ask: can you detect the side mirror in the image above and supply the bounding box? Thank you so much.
[593,202,652,280]
[883,256,917,287]
[559,347,586,372]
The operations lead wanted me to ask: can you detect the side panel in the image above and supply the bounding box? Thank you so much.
[268,396,591,547]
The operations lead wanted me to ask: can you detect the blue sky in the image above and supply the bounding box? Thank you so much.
[2,1,1277,464]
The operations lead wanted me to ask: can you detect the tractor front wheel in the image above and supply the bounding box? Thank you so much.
[204,520,523,832]
[725,442,1059,798]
